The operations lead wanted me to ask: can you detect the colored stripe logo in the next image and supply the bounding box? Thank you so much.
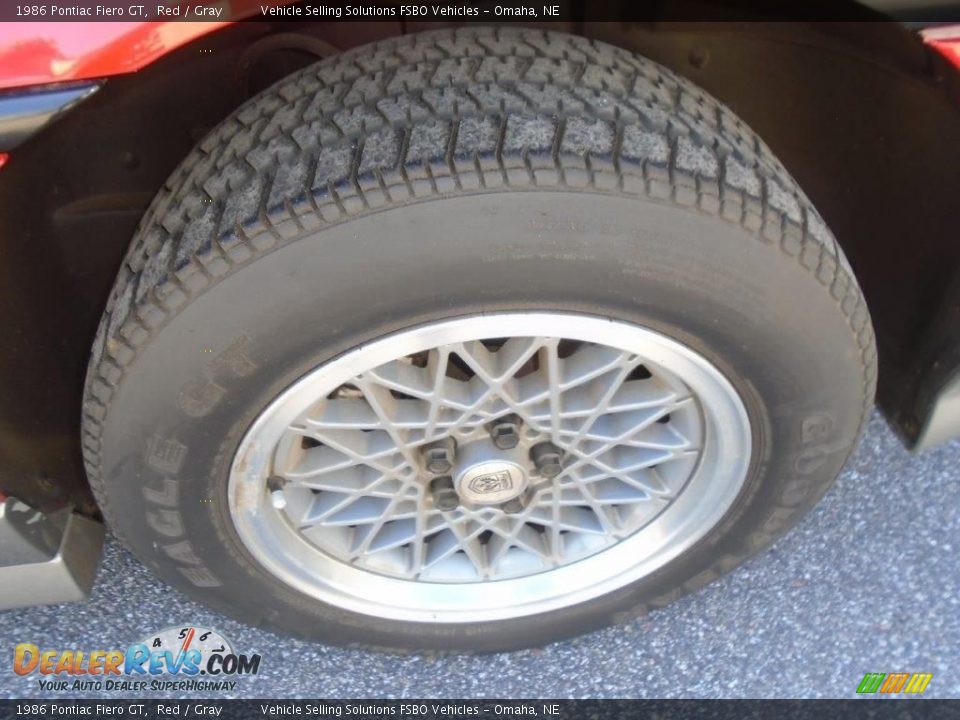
[857,672,932,695]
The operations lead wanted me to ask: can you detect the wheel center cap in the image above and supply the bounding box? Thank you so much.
[456,460,528,505]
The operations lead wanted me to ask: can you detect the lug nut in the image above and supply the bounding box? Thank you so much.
[267,476,287,510]
[490,414,522,450]
[430,476,459,511]
[530,441,564,478]
[422,438,456,475]
[501,497,525,514]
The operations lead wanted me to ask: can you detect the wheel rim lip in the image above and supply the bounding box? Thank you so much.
[228,312,752,623]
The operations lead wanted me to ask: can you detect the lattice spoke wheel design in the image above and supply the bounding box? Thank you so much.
[229,314,751,623]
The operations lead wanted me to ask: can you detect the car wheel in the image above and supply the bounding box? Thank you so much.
[82,27,876,651]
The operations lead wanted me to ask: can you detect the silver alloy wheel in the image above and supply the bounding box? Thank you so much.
[228,313,751,623]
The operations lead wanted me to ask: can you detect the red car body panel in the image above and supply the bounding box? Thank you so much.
[924,29,960,71]
[0,1,321,90]
[0,22,230,90]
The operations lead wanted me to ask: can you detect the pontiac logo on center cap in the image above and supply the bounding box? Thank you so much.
[468,470,513,495]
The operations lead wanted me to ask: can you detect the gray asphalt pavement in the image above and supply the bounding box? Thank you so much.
[2,412,958,699]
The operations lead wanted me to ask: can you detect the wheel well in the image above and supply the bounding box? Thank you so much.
[595,20,960,440]
[1,15,958,512]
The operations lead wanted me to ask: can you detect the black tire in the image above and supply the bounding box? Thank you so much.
[82,27,876,652]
